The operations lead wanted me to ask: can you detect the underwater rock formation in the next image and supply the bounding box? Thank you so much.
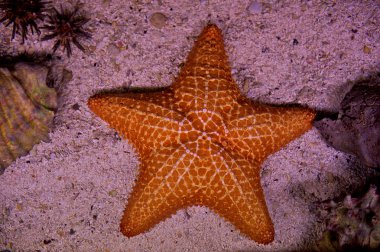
[314,84,380,168]
[0,62,57,174]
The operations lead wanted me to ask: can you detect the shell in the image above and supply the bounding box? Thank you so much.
[0,62,57,173]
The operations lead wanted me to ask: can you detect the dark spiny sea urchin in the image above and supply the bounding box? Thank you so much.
[41,4,91,57]
[0,0,51,43]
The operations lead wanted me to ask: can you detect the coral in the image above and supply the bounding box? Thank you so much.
[315,185,380,251]
[0,62,57,174]
[0,0,51,43]
[41,3,91,57]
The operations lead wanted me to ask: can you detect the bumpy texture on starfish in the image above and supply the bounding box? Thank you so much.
[88,24,315,244]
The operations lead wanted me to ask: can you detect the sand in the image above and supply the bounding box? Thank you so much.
[0,0,379,251]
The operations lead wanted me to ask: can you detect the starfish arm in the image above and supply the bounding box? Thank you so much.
[226,97,315,162]
[120,145,199,237]
[201,148,274,244]
[173,25,241,115]
[88,89,186,158]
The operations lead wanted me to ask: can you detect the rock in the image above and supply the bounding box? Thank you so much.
[314,84,380,168]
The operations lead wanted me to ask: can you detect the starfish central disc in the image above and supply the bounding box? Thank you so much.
[87,24,315,244]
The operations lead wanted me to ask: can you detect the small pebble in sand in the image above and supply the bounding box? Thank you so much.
[108,189,118,197]
[150,12,168,29]
[363,45,372,54]
[247,1,262,14]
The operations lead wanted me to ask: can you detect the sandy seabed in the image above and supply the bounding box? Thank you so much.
[0,0,379,251]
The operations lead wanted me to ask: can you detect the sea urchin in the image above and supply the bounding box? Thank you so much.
[41,4,91,57]
[0,0,51,43]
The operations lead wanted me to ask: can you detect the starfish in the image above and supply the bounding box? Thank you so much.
[87,24,315,244]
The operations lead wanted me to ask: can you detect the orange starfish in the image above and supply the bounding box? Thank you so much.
[88,24,315,244]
